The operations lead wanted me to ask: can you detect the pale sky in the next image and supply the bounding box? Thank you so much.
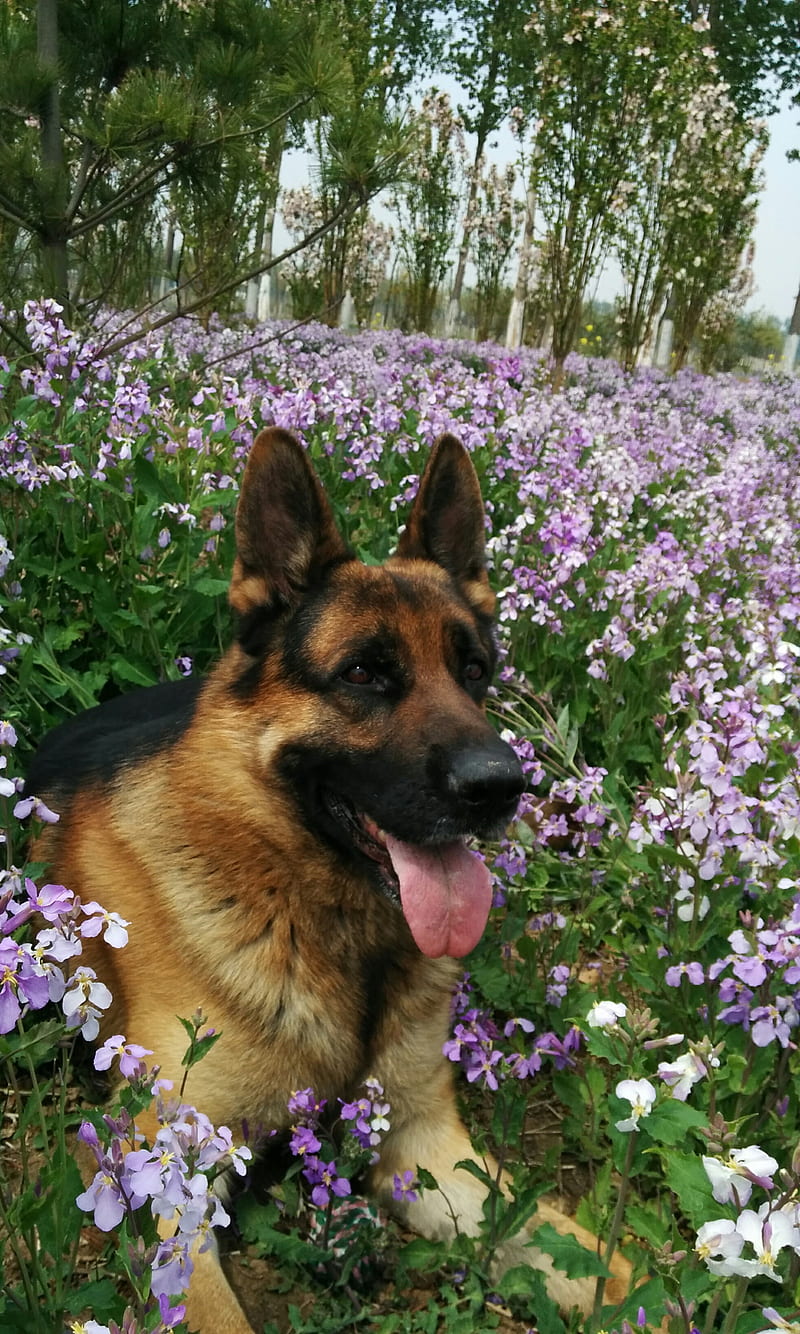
[748,99,800,321]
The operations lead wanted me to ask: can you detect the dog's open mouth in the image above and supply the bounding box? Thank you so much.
[322,792,493,960]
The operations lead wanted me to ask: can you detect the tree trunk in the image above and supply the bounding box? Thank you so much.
[246,200,267,319]
[505,182,536,348]
[256,205,275,321]
[247,130,284,320]
[783,279,800,371]
[160,222,176,301]
[37,0,69,307]
[652,290,675,370]
[338,289,355,328]
[444,138,485,337]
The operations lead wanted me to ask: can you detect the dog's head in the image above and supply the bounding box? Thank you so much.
[226,428,524,958]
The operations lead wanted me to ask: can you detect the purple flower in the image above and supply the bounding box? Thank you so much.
[158,1292,188,1328]
[287,1087,325,1121]
[392,1169,419,1204]
[535,1026,583,1070]
[13,794,59,823]
[290,1124,321,1158]
[503,1016,536,1038]
[27,881,74,921]
[750,1000,798,1048]
[506,1048,543,1080]
[0,939,51,1032]
[75,1168,128,1232]
[61,966,113,1040]
[665,961,705,986]
[0,721,18,747]
[124,1147,172,1203]
[94,1034,153,1078]
[150,1236,193,1298]
[465,1047,504,1090]
[302,1156,351,1208]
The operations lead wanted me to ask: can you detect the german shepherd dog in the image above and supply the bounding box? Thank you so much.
[26,430,630,1331]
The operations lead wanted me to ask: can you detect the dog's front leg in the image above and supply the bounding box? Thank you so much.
[370,1065,631,1317]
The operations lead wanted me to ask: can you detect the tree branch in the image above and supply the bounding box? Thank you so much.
[0,191,37,232]
[69,97,313,239]
[65,141,105,226]
[69,149,183,237]
[96,191,362,359]
[0,315,41,360]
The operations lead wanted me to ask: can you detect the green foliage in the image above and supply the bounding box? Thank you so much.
[392,93,466,333]
[700,308,786,372]
[0,0,398,317]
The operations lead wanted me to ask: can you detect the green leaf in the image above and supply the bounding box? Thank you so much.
[644,1098,707,1146]
[51,621,89,650]
[236,1197,331,1265]
[658,1151,716,1229]
[0,1018,65,1065]
[36,1154,84,1259]
[492,1184,547,1243]
[62,1279,121,1320]
[583,1027,628,1067]
[498,1266,565,1333]
[399,1236,446,1271]
[192,575,231,596]
[529,1222,610,1278]
[180,1030,223,1068]
[133,454,178,503]
[624,1201,669,1248]
[110,655,158,687]
[454,1157,494,1189]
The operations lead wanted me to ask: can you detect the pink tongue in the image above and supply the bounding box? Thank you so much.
[383,836,493,958]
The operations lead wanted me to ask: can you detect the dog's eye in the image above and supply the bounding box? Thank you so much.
[341,664,376,686]
[464,660,486,683]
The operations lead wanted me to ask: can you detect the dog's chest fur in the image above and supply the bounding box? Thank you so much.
[47,742,460,1129]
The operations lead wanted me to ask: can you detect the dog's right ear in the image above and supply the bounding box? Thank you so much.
[229,428,351,617]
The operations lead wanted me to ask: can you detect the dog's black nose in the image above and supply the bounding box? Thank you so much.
[445,742,525,810]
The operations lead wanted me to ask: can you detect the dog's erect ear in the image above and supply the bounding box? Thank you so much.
[396,434,494,615]
[229,428,351,615]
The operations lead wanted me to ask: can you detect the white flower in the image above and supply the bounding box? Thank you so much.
[62,967,113,1041]
[658,1051,706,1101]
[675,886,710,921]
[614,1078,657,1132]
[80,902,130,949]
[587,1000,627,1029]
[702,1146,779,1205]
[736,1205,800,1280]
[697,1205,800,1281]
[695,1217,749,1274]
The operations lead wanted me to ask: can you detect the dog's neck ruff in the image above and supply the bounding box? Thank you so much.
[383,835,493,958]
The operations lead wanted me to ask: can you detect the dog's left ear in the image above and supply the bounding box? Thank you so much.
[396,434,494,615]
[229,427,351,616]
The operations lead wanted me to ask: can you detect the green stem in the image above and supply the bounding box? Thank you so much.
[0,1180,47,1330]
[591,1129,637,1325]
[320,1195,334,1251]
[719,1275,750,1334]
[702,1284,724,1334]
[733,1038,756,1122]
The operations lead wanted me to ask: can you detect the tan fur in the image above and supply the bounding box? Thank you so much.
[31,430,632,1332]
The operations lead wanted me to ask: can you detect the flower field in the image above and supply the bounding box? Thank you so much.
[3,301,800,1333]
